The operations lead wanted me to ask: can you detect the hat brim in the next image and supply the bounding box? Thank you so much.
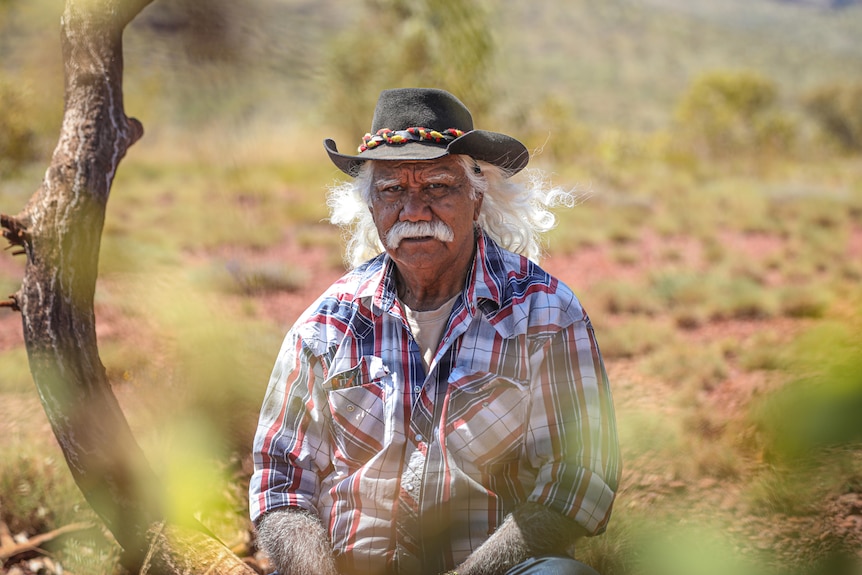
[324,130,529,177]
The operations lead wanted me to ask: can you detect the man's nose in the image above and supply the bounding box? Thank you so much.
[399,189,432,221]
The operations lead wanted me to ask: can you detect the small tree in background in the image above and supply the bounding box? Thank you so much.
[509,93,594,165]
[673,70,797,163]
[804,82,862,154]
[324,0,494,139]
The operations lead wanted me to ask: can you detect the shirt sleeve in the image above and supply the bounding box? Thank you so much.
[524,317,622,535]
[249,329,333,524]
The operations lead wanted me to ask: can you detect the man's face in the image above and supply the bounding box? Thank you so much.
[368,155,483,278]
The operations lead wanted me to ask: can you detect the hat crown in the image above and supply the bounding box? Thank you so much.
[370,88,474,133]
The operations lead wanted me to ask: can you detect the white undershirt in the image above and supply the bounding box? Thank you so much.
[401,294,459,372]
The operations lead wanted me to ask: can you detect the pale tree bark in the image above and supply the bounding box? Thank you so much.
[0,1,256,573]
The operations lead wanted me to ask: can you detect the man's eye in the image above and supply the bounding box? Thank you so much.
[427,183,451,194]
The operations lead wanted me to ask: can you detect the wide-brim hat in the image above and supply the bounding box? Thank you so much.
[324,88,529,177]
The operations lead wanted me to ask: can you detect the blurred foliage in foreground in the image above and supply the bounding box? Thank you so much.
[754,319,862,461]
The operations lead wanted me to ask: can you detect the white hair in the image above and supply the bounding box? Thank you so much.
[326,155,577,269]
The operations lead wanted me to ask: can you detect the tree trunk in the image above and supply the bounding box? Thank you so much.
[1,1,256,573]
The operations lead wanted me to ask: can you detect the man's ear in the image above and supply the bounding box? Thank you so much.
[473,192,484,221]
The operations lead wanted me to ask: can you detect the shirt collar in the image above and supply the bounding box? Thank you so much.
[360,231,507,316]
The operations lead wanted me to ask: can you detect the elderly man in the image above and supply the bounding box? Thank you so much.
[250,88,621,575]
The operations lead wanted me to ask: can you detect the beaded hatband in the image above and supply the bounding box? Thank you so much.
[358,127,465,153]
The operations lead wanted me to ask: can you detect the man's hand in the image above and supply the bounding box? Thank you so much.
[256,507,339,575]
[453,502,588,575]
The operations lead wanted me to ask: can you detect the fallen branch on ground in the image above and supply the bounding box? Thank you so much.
[0,520,96,561]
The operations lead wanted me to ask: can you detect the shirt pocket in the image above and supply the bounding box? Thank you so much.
[323,355,391,466]
[445,368,530,467]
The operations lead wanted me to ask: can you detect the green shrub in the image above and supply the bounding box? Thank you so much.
[746,449,860,519]
[650,269,724,326]
[0,78,38,174]
[192,259,308,296]
[751,320,862,462]
[515,93,594,164]
[673,70,797,162]
[576,509,638,575]
[598,316,676,359]
[711,275,778,320]
[688,439,742,480]
[803,81,862,153]
[0,450,89,535]
[546,214,606,254]
[590,279,663,317]
[651,270,713,308]
[0,348,33,393]
[224,260,308,295]
[324,0,495,138]
[618,409,686,459]
[645,342,729,394]
[745,466,817,517]
[779,284,832,319]
[738,330,789,372]
[609,244,641,266]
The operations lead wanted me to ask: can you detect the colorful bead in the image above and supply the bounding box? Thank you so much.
[355,127,466,153]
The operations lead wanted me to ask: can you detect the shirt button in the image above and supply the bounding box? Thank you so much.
[346,405,355,412]
[415,434,423,442]
[413,385,421,393]
[405,483,414,491]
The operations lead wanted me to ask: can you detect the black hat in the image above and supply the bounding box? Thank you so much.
[324,88,529,177]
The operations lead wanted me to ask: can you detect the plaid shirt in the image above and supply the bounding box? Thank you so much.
[250,233,621,575]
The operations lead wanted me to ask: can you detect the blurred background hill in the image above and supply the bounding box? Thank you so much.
[1,1,862,574]
[4,0,862,155]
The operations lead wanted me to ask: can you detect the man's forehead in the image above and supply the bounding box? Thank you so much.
[371,156,465,178]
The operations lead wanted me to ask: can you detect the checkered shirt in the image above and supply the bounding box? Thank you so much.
[250,233,621,575]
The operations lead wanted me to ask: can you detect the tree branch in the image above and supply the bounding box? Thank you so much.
[0,521,96,562]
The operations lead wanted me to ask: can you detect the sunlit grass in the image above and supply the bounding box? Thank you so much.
[737,329,792,372]
[0,449,92,534]
[646,341,729,394]
[590,279,664,317]
[597,316,677,359]
[0,347,31,393]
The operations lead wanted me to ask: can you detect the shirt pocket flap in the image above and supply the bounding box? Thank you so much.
[448,366,529,395]
[323,355,391,392]
[323,356,392,465]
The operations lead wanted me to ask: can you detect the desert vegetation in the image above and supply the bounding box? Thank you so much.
[1,0,861,573]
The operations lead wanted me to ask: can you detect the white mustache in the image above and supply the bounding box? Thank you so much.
[384,220,455,248]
